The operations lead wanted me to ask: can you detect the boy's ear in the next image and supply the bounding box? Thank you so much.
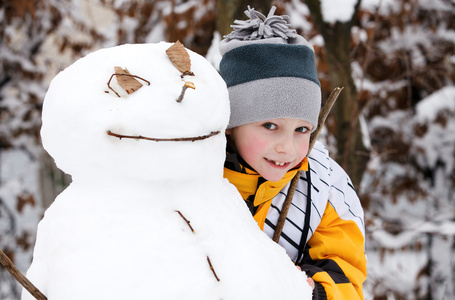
[225,128,232,135]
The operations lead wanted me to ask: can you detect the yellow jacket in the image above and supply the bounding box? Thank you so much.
[224,141,367,300]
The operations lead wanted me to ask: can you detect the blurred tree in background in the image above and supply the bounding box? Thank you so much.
[1,0,454,299]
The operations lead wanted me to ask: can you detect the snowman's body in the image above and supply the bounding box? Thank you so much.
[23,43,312,299]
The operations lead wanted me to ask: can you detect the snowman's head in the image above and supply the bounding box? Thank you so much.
[41,42,230,182]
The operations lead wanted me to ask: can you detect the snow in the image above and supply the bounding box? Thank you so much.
[80,0,116,30]
[415,86,455,123]
[2,1,453,299]
[21,42,312,299]
[366,248,429,297]
[413,86,455,177]
[205,31,222,70]
[320,0,357,23]
[361,0,400,14]
[0,150,43,272]
[285,0,312,32]
[361,81,455,299]
[419,0,455,11]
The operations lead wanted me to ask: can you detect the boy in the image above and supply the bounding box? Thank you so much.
[219,6,367,299]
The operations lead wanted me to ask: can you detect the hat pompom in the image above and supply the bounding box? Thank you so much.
[225,6,298,41]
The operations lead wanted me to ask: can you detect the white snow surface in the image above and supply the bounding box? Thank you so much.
[22,42,312,300]
[415,86,455,122]
[320,0,357,23]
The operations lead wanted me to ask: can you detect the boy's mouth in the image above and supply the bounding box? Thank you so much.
[265,158,289,167]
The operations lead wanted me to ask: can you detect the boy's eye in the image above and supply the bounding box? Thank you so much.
[262,123,277,130]
[296,126,309,133]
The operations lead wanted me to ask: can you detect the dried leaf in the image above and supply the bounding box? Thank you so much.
[114,67,143,94]
[166,41,191,74]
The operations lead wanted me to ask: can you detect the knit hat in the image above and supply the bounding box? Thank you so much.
[219,6,321,130]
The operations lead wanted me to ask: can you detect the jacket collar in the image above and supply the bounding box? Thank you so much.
[224,150,308,207]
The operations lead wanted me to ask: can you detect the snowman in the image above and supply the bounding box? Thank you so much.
[23,42,312,299]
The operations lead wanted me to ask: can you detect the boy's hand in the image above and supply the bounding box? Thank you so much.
[296,265,315,290]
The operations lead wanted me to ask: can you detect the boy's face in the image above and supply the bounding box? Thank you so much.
[227,118,312,182]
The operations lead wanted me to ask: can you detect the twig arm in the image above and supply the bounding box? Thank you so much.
[0,249,47,300]
[309,87,343,151]
[272,87,343,244]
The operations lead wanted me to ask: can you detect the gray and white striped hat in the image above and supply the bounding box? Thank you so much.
[219,6,321,130]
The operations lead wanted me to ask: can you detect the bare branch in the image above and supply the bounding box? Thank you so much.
[176,81,196,102]
[273,87,342,244]
[106,130,220,142]
[0,249,47,300]
[207,256,220,282]
[176,210,194,233]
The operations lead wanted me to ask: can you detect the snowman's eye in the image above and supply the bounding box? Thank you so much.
[106,67,150,98]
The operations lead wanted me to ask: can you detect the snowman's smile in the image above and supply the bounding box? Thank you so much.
[107,130,220,142]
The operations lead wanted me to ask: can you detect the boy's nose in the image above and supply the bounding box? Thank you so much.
[275,135,295,154]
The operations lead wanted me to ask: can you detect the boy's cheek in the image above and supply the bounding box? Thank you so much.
[243,138,267,154]
[237,139,267,162]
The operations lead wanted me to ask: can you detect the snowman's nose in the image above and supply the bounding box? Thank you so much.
[176,81,196,103]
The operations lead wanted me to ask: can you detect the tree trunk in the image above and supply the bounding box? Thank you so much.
[216,0,272,36]
[306,0,369,189]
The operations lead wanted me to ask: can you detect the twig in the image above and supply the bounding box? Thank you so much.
[0,249,47,300]
[272,87,343,243]
[107,73,150,98]
[207,256,220,281]
[180,71,195,78]
[310,87,343,150]
[107,130,220,142]
[174,211,220,282]
[176,210,194,233]
[176,81,195,102]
